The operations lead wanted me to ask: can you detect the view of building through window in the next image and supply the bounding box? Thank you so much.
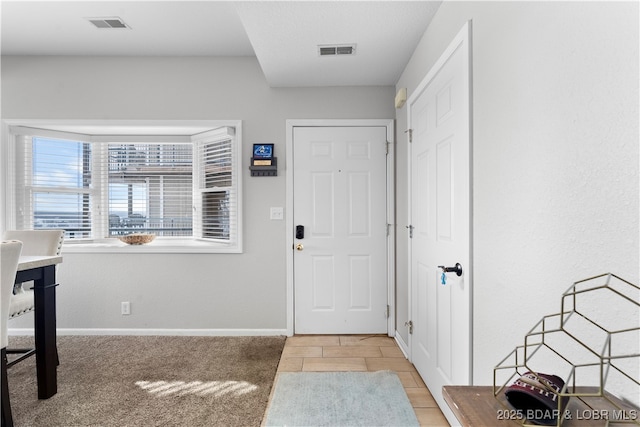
[107,143,193,237]
[33,139,195,238]
[32,137,92,238]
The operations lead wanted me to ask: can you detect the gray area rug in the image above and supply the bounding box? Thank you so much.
[263,371,420,427]
[6,335,286,426]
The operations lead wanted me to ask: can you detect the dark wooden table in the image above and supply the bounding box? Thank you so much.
[443,386,639,427]
[16,255,63,399]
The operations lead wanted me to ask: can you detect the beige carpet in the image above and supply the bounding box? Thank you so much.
[6,335,286,427]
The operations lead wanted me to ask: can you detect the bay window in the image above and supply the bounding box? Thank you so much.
[5,121,242,253]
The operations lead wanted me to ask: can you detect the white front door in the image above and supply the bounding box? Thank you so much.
[293,126,388,334]
[409,22,472,425]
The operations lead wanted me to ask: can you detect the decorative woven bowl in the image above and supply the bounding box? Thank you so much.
[118,233,156,245]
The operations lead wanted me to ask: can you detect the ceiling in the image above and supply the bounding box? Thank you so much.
[0,1,441,87]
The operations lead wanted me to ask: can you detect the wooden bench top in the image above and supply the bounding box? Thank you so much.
[443,386,638,427]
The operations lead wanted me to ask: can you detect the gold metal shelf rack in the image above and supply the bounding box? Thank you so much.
[494,273,640,426]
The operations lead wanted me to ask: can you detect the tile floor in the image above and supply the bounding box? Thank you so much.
[270,335,450,427]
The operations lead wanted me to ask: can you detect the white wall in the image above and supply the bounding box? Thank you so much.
[1,56,395,334]
[395,1,639,385]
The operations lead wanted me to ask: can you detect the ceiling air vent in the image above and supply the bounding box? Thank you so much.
[318,44,356,56]
[86,17,130,29]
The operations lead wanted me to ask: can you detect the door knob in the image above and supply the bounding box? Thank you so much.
[438,263,463,276]
[296,243,304,251]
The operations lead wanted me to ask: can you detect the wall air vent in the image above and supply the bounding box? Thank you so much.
[318,44,356,56]
[86,17,130,29]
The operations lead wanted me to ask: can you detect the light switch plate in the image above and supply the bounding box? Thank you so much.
[270,207,284,220]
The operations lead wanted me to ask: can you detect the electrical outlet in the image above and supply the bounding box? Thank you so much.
[121,301,131,315]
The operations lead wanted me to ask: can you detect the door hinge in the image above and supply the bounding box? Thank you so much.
[386,223,391,236]
[404,129,413,143]
[385,140,391,155]
[406,224,414,239]
[385,305,390,319]
[405,320,413,334]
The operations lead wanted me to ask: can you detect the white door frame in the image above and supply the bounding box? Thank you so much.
[286,119,395,336]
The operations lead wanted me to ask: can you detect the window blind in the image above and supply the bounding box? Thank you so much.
[16,135,93,239]
[194,128,238,243]
[107,143,193,237]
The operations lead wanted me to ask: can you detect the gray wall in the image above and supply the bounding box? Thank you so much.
[1,56,395,333]
[395,1,639,386]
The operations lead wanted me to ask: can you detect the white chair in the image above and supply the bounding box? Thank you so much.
[2,240,23,427]
[2,230,64,367]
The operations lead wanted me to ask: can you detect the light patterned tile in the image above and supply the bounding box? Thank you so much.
[397,371,420,388]
[282,346,323,358]
[380,345,405,358]
[339,335,396,346]
[411,371,427,388]
[302,357,368,371]
[277,357,303,372]
[286,336,341,347]
[413,407,451,426]
[323,345,382,358]
[406,387,438,408]
[277,336,448,427]
[366,357,415,372]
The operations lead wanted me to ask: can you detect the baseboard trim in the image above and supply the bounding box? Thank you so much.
[9,328,290,337]
[394,330,410,359]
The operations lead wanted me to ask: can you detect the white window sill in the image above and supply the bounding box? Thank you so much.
[62,238,242,254]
